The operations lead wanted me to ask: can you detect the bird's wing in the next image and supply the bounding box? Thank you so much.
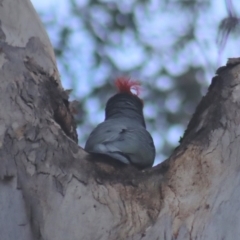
[85,119,155,167]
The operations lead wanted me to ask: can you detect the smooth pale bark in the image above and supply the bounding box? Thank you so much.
[1,0,240,240]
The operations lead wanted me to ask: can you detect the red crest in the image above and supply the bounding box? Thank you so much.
[115,77,141,96]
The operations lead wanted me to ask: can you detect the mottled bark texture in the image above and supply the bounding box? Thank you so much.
[1,0,240,240]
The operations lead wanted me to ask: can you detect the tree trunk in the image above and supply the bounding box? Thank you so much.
[1,0,240,240]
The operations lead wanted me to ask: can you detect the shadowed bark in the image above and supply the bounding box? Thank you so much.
[1,0,240,240]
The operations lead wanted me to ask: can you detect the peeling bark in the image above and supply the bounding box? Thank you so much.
[1,0,240,240]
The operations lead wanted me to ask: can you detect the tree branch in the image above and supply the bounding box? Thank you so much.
[1,0,240,239]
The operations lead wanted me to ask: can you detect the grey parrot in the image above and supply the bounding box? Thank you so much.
[85,78,155,169]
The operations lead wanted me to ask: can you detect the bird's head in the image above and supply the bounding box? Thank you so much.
[105,77,145,126]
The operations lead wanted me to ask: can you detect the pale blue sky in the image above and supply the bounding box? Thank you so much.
[31,0,240,70]
[31,0,240,163]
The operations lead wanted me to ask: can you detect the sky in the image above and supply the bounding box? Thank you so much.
[31,0,240,69]
[30,0,240,90]
[30,0,240,164]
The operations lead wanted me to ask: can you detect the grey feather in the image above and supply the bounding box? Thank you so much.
[85,118,155,168]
